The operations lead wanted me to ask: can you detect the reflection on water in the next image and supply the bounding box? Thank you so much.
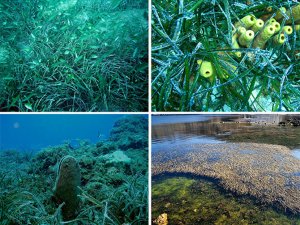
[152,116,300,149]
[293,150,300,160]
[152,114,238,125]
[152,135,225,153]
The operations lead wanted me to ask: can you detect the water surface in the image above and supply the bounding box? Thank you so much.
[153,115,300,149]
[152,115,300,223]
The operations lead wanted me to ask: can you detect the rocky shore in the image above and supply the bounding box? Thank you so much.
[152,142,300,214]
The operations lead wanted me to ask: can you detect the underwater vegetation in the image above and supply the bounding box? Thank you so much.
[0,0,148,112]
[152,142,300,215]
[152,0,300,112]
[0,115,148,224]
[152,175,300,225]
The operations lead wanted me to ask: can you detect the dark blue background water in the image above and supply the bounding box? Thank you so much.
[0,114,127,152]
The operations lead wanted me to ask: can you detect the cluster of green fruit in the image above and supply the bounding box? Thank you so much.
[198,4,300,79]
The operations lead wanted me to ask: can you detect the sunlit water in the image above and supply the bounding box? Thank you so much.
[152,115,300,150]
[152,115,300,223]
[152,135,225,153]
[292,150,300,160]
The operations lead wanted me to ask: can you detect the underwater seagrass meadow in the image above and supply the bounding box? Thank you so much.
[0,0,148,112]
[152,114,300,224]
[0,115,148,224]
[152,0,300,112]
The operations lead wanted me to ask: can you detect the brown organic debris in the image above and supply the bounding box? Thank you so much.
[153,143,300,214]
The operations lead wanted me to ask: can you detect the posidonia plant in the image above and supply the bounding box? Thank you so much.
[0,0,148,112]
[152,0,300,112]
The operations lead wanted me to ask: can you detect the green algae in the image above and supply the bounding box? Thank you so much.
[152,175,300,225]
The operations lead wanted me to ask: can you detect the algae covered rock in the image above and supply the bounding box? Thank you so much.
[30,145,70,174]
[94,141,117,155]
[53,155,81,220]
[109,115,148,150]
[104,150,131,164]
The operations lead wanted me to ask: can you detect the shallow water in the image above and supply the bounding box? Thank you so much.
[152,115,300,223]
[293,150,300,160]
[152,135,224,153]
[152,175,300,224]
[152,115,300,149]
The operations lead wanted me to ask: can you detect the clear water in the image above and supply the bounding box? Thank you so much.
[152,175,300,224]
[152,115,300,149]
[293,150,300,160]
[152,114,236,125]
[152,135,225,153]
[0,114,134,151]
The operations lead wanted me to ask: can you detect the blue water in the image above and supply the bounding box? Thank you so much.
[152,114,236,125]
[152,135,225,153]
[292,150,300,160]
[0,114,127,152]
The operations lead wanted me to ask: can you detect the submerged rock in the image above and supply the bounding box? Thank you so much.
[30,145,71,173]
[109,115,148,150]
[53,155,81,220]
[104,150,131,164]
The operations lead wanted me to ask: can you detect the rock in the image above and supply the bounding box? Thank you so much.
[104,150,131,164]
[53,155,81,220]
[109,116,148,150]
[30,145,70,174]
[164,202,171,208]
[153,213,168,225]
[94,141,117,155]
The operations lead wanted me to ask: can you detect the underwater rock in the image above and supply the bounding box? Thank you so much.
[53,155,81,220]
[109,116,148,150]
[104,150,131,164]
[79,156,96,170]
[94,141,117,155]
[78,156,96,185]
[30,146,70,174]
[153,143,300,214]
[153,213,168,225]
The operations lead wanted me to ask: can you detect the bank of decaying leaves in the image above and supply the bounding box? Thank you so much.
[153,142,300,214]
